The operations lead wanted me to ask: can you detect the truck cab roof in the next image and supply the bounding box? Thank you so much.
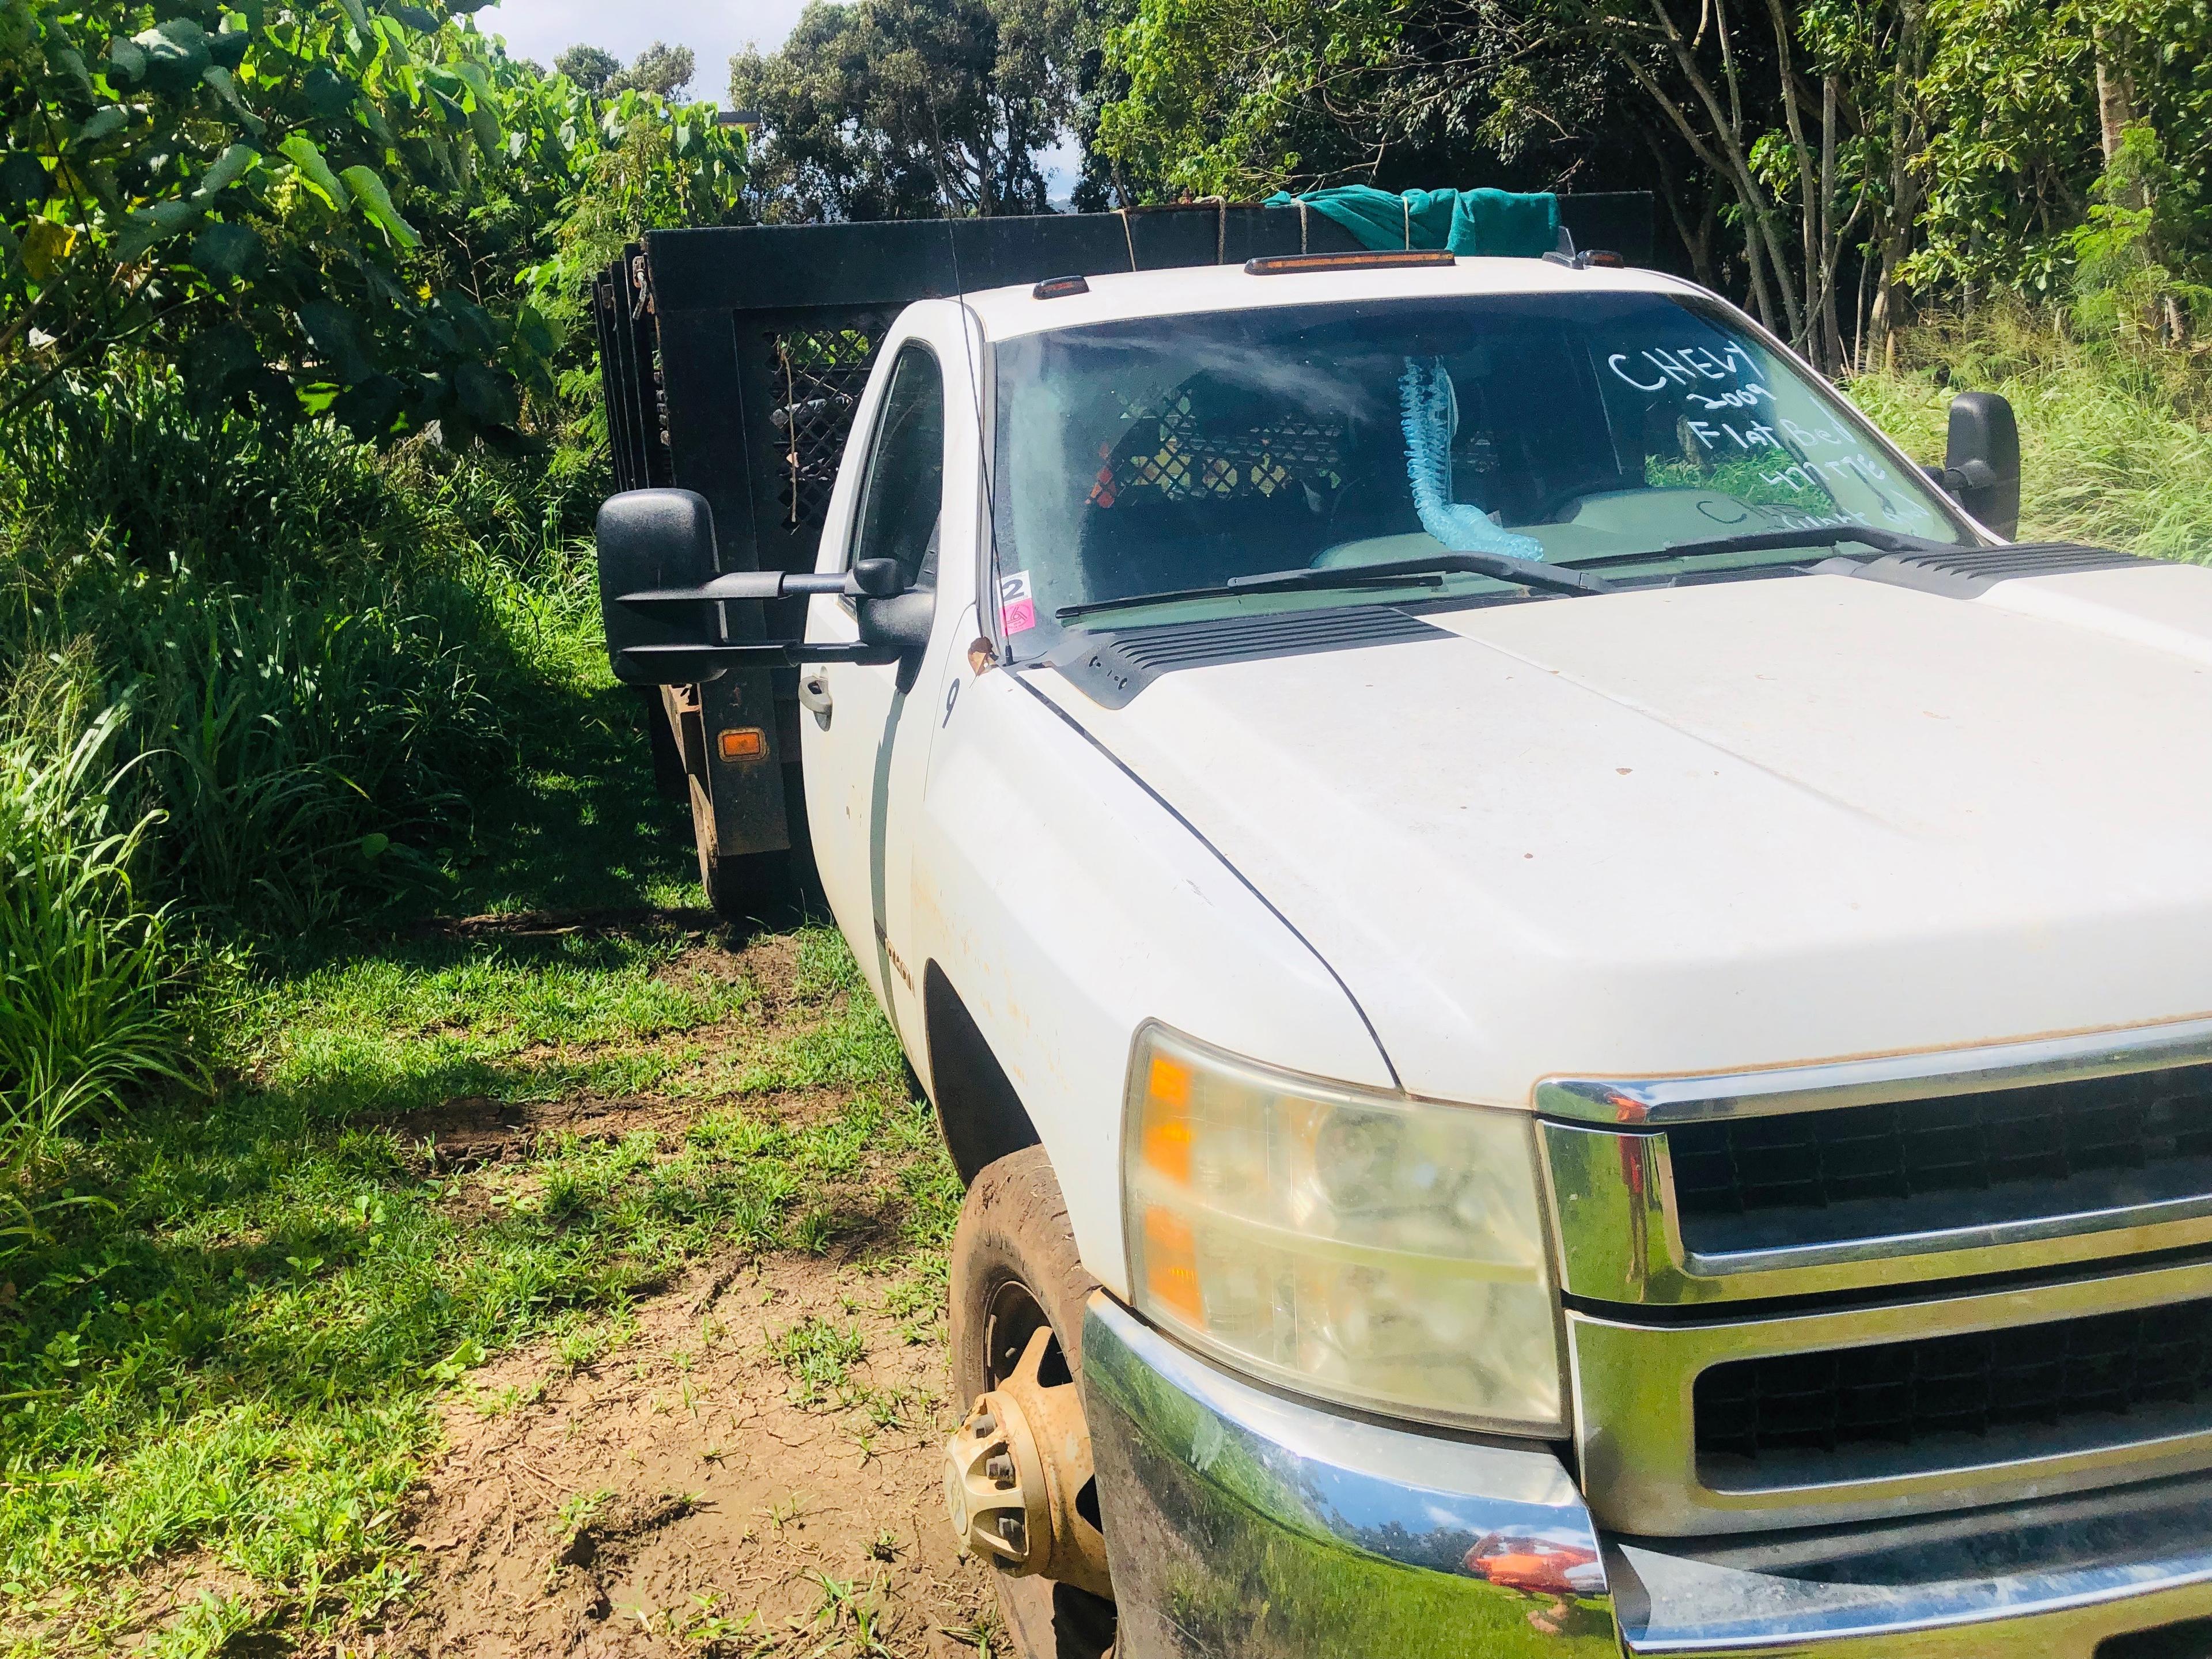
[955,254,1705,343]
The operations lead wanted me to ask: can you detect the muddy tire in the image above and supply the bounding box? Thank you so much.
[950,1147,1116,1659]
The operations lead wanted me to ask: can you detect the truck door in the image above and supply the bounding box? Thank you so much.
[800,338,952,1039]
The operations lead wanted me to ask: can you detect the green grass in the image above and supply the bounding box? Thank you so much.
[770,1316,872,1407]
[0,372,569,935]
[1844,309,2212,561]
[0,370,678,1202]
[253,931,752,1115]
[0,922,946,1651]
[0,393,948,1647]
[0,703,187,1190]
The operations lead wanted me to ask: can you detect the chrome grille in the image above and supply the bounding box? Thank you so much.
[1668,1065,2212,1229]
[1695,1297,2212,1469]
[1542,1020,2212,1534]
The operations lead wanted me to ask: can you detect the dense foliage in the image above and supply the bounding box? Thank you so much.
[1,0,743,438]
[0,7,751,1200]
[1081,0,2212,369]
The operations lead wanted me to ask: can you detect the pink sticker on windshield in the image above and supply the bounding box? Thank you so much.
[999,570,1036,634]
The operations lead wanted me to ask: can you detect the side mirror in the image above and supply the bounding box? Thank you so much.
[597,489,724,684]
[858,587,937,695]
[1938,391,2021,540]
[594,488,931,684]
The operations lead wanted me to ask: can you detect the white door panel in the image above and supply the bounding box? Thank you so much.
[802,315,981,1049]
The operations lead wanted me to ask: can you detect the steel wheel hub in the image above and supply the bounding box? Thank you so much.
[944,1325,1111,1597]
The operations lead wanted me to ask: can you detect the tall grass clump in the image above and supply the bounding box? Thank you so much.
[0,369,605,932]
[1846,304,2212,562]
[0,689,185,1210]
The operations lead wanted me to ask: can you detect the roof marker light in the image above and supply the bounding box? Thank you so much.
[1244,249,1456,276]
[1546,249,1630,271]
[1032,274,1090,299]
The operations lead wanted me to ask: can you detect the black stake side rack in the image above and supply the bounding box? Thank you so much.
[590,196,1657,903]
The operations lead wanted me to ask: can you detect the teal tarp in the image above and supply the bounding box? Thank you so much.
[1262,186,1560,259]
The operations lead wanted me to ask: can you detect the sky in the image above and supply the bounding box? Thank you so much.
[476,0,809,103]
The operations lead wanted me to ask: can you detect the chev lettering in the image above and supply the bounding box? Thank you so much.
[1608,343,1758,392]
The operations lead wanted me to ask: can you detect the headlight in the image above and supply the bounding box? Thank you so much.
[1123,1022,1564,1434]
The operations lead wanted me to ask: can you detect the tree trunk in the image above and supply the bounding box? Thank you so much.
[1853,235,1874,374]
[2093,20,2139,188]
[1643,122,1706,280]
[1661,0,1804,339]
[1695,184,1721,291]
[1764,0,1821,355]
[1819,74,1844,374]
[1868,0,1929,370]
[1868,251,1893,368]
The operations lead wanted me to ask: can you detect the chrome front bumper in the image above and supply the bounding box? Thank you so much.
[1082,1293,2212,1658]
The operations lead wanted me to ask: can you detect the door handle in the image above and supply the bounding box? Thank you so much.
[798,671,833,730]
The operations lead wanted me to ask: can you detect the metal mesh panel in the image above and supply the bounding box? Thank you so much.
[768,324,890,531]
[1088,390,1344,510]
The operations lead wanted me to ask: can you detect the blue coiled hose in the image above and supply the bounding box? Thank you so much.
[1398,358,1545,560]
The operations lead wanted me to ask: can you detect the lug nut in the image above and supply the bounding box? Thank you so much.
[973,1411,996,1435]
[986,1454,1014,1482]
[998,1514,1026,1548]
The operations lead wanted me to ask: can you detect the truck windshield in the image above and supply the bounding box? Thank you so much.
[988,291,1966,659]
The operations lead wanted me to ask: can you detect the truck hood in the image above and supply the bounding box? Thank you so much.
[1029,563,2212,1105]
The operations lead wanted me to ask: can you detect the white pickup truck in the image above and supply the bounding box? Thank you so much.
[596,245,2212,1659]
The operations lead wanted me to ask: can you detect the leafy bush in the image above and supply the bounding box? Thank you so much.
[2,0,744,441]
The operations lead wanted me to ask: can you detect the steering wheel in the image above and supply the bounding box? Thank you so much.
[1313,461,1411,559]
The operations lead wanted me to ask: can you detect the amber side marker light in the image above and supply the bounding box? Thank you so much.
[718,727,768,761]
[1244,249,1457,276]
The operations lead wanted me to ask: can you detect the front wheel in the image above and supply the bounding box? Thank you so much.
[944,1147,1116,1659]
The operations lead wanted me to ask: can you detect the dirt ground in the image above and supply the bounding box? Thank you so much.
[370,928,997,1657]
[5,923,1003,1659]
[382,1246,993,1658]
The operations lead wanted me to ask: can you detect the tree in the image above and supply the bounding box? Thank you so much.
[554,43,623,94]
[1,0,745,440]
[522,107,748,454]
[732,0,1081,220]
[607,41,696,100]
[1090,0,2212,366]
[1094,0,1679,198]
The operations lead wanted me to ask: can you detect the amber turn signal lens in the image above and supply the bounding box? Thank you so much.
[1147,1055,1191,1108]
[718,727,767,761]
[1139,1055,1194,1183]
[1141,1206,1203,1323]
[1121,1021,1565,1433]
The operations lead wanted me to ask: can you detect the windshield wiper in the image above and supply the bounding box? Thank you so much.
[1557,526,1964,570]
[1055,551,1612,622]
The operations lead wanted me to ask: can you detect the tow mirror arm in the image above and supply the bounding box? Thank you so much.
[593,488,935,690]
[614,557,914,681]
